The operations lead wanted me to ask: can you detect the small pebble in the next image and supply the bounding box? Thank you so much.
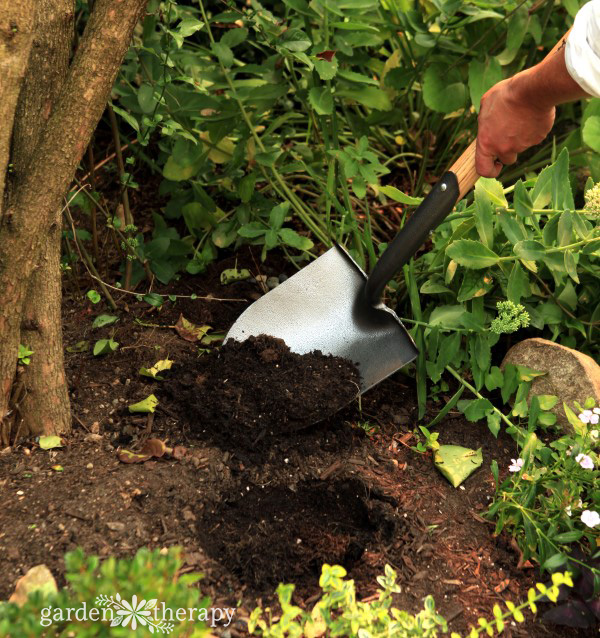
[266,276,279,289]
[86,463,93,469]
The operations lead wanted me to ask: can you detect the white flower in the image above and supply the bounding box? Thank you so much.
[579,412,591,424]
[566,505,572,517]
[575,453,595,470]
[580,510,600,528]
[509,458,524,472]
[593,407,600,415]
[590,413,599,425]
[590,430,599,440]
[116,595,151,630]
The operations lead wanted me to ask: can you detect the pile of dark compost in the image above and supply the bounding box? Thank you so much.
[167,335,361,448]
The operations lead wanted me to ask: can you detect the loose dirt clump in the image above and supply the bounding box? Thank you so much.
[168,335,361,448]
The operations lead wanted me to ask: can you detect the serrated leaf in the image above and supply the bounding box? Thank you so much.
[314,58,338,80]
[475,177,508,207]
[128,394,159,414]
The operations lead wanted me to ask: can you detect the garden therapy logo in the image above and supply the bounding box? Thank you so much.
[39,594,236,632]
[96,594,169,632]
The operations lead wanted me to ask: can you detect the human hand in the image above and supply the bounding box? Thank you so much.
[476,72,556,178]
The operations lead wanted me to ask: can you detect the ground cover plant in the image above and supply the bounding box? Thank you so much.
[1,0,600,636]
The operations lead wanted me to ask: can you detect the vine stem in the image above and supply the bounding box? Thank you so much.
[445,364,519,432]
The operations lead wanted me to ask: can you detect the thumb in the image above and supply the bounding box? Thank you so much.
[475,139,501,178]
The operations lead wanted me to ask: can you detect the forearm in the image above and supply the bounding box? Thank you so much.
[508,43,591,111]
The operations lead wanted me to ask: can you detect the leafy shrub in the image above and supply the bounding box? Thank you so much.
[94,0,596,285]
[0,548,210,637]
[248,563,574,638]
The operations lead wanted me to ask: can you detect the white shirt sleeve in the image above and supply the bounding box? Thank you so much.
[565,0,600,97]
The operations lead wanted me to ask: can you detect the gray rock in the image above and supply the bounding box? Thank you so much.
[501,338,600,432]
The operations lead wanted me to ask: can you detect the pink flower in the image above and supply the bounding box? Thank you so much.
[509,458,524,472]
[575,453,594,470]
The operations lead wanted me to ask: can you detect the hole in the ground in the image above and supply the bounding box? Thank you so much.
[197,478,400,590]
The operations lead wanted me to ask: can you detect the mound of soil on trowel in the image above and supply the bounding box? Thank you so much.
[170,335,360,446]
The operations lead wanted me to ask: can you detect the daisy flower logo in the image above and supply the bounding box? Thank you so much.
[95,594,174,633]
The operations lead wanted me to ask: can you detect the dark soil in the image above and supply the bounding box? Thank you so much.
[0,250,596,637]
[169,334,360,449]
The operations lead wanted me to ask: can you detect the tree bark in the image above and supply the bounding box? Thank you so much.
[12,0,73,437]
[0,0,148,440]
[0,2,35,209]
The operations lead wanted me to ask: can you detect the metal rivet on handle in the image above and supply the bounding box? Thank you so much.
[441,183,447,192]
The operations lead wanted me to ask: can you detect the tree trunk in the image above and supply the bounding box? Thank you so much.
[11,0,74,438]
[0,0,148,443]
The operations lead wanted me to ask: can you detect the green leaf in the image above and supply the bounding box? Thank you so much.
[238,222,266,238]
[552,530,584,543]
[93,339,119,356]
[422,63,467,113]
[460,398,494,421]
[496,5,528,65]
[128,394,159,414]
[537,395,558,410]
[139,359,173,380]
[39,435,63,450]
[221,27,248,48]
[278,228,314,251]
[163,156,199,181]
[486,412,501,438]
[309,87,333,115]
[314,58,338,80]
[279,27,311,52]
[176,17,204,38]
[551,148,574,211]
[238,173,257,203]
[92,314,119,329]
[468,57,502,112]
[507,262,531,303]
[474,187,494,248]
[211,41,233,67]
[110,104,139,132]
[220,267,251,284]
[513,240,545,261]
[582,115,600,150]
[446,240,499,269]
[87,290,101,304]
[531,164,553,209]
[336,87,392,111]
[564,250,579,283]
[475,177,508,207]
[379,185,422,205]
[137,84,155,114]
[269,202,290,230]
[143,293,164,307]
[434,445,483,488]
[557,211,573,246]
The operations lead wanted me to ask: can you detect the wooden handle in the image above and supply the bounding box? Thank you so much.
[449,139,479,200]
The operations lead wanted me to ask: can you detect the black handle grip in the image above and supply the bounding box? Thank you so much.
[364,172,460,307]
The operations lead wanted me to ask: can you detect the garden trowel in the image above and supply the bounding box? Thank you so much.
[226,140,479,396]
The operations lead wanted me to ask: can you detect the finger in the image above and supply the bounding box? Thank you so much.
[496,151,518,166]
[475,140,501,178]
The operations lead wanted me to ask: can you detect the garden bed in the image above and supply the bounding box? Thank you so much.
[0,250,594,637]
